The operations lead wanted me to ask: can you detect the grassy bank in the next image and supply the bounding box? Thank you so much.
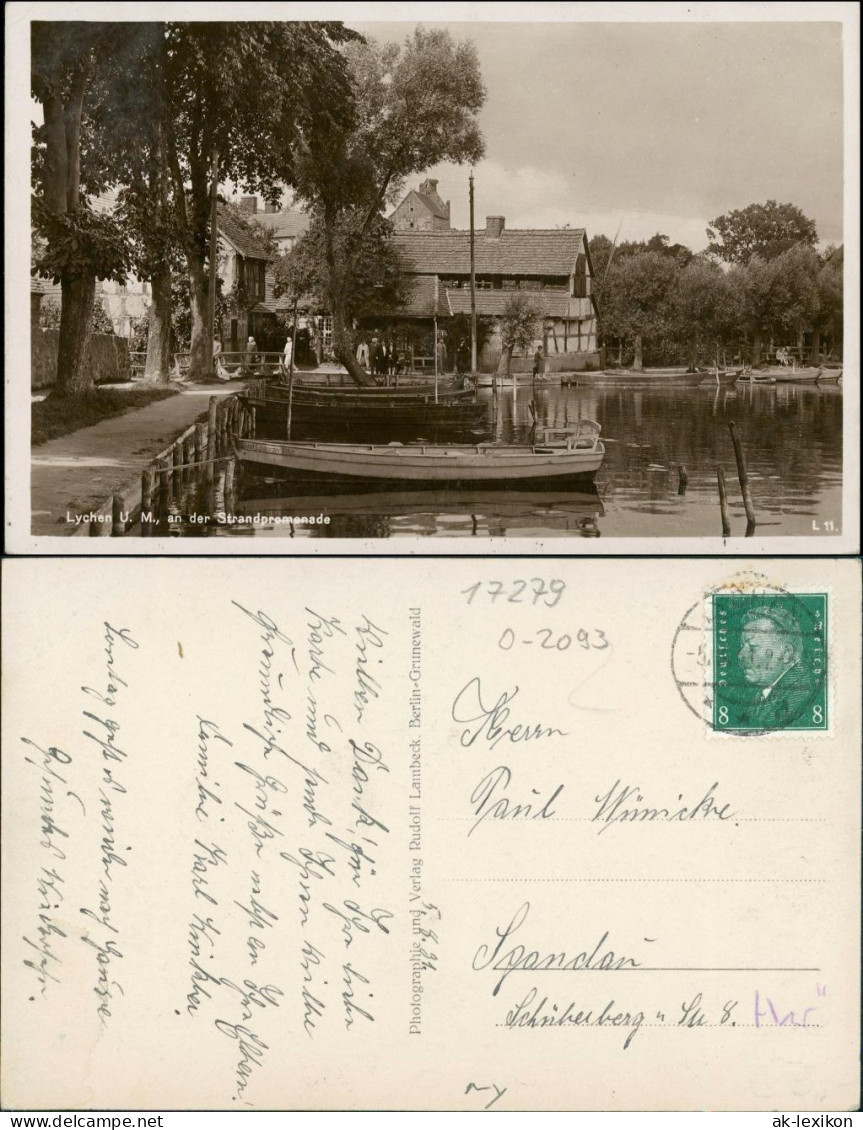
[32,387,179,446]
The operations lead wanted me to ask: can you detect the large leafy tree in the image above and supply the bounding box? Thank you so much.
[31,22,143,397]
[600,251,678,370]
[812,245,843,362]
[672,258,740,367]
[162,21,357,380]
[729,244,820,365]
[498,293,543,378]
[112,23,178,384]
[290,28,486,385]
[707,200,818,264]
[274,211,409,333]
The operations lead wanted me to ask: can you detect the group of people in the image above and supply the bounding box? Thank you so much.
[356,336,404,378]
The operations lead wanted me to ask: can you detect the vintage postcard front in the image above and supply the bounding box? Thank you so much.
[5,2,860,556]
[1,557,860,1111]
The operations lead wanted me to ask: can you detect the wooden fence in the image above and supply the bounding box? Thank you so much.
[76,392,255,538]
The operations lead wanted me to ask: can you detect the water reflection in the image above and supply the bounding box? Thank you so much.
[158,381,842,540]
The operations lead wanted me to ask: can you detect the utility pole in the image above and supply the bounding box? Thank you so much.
[469,170,477,374]
[207,148,219,376]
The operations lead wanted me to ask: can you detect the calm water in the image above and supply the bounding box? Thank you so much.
[163,381,843,540]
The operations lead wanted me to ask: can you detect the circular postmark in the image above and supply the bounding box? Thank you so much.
[670,573,828,736]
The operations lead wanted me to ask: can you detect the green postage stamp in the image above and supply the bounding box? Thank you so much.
[711,592,828,732]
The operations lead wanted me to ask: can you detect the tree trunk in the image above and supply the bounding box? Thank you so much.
[331,299,374,387]
[187,256,210,381]
[752,329,763,367]
[51,272,97,398]
[633,334,644,371]
[810,327,821,366]
[142,264,173,383]
[505,345,514,380]
[688,332,698,371]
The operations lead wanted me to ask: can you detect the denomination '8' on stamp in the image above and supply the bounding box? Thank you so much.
[711,593,827,732]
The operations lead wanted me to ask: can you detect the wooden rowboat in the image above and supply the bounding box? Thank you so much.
[233,422,605,485]
[748,366,823,383]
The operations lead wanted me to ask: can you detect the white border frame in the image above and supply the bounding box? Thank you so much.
[5,1,859,556]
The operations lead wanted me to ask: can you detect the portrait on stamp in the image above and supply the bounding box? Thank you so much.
[711,593,827,732]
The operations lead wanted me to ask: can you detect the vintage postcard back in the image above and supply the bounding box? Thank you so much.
[1,557,860,1110]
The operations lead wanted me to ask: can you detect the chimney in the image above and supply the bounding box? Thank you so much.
[240,196,258,214]
[264,201,279,214]
[486,215,505,239]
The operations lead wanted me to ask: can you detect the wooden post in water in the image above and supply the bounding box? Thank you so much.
[224,457,235,518]
[728,421,756,530]
[158,457,171,520]
[677,464,688,495]
[195,422,206,463]
[286,362,295,440]
[716,466,731,537]
[250,406,256,438]
[206,397,218,489]
[111,494,124,536]
[183,433,194,481]
[141,467,155,537]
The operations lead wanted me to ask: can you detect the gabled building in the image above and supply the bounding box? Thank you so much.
[389,178,452,232]
[381,211,601,372]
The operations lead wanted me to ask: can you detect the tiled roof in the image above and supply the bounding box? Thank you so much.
[251,210,311,240]
[217,206,272,259]
[445,287,574,319]
[394,228,587,277]
[357,275,451,320]
[402,275,450,318]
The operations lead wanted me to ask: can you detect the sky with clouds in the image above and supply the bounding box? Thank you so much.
[352,18,844,250]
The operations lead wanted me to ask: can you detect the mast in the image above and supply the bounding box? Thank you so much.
[469,170,477,374]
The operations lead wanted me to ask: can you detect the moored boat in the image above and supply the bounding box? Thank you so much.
[746,365,823,383]
[233,422,605,486]
[567,368,707,387]
[241,388,485,432]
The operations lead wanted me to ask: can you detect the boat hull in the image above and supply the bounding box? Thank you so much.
[749,367,823,382]
[243,393,485,431]
[564,370,707,387]
[234,437,605,485]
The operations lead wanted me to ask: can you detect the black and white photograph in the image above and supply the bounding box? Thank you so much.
[5,2,859,552]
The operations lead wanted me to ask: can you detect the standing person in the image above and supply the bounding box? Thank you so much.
[283,334,293,370]
[532,345,544,381]
[356,339,369,369]
[379,340,388,382]
[370,336,381,377]
[455,338,467,376]
[245,335,257,373]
